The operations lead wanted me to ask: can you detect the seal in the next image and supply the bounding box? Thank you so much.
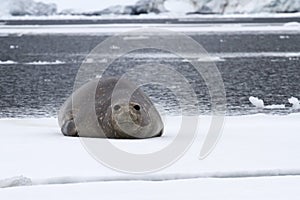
[58,77,164,139]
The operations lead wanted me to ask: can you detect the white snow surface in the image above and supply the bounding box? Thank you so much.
[0,114,300,198]
[40,0,137,12]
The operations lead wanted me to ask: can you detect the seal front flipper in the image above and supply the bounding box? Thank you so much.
[61,120,78,137]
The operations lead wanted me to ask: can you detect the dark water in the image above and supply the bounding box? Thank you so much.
[0,33,300,117]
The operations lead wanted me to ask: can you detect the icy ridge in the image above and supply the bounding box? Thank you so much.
[2,169,300,188]
[1,0,300,17]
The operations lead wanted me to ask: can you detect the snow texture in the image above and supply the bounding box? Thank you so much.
[0,176,32,188]
[0,114,300,198]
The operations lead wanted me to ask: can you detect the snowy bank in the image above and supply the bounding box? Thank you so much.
[1,0,300,17]
[0,114,300,198]
[0,0,57,17]
[0,114,300,179]
[78,0,300,16]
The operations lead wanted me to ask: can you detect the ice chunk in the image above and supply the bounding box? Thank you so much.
[249,96,264,108]
[265,104,285,109]
[284,22,300,27]
[25,60,65,65]
[0,60,17,64]
[288,97,300,109]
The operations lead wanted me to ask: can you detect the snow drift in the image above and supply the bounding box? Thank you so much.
[89,0,300,15]
[1,0,299,17]
[0,0,57,17]
[189,0,300,14]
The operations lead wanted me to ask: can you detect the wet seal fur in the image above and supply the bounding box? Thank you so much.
[58,77,164,139]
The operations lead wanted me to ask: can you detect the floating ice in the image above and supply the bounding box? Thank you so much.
[288,97,300,109]
[249,96,286,109]
[284,22,300,27]
[265,104,285,109]
[197,56,225,62]
[0,60,17,64]
[25,60,65,65]
[249,96,264,108]
[9,45,19,49]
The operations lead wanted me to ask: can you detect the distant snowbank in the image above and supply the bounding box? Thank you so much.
[0,0,57,17]
[189,0,300,14]
[1,0,300,17]
[55,0,300,16]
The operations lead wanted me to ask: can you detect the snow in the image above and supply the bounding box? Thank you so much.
[40,0,138,12]
[0,0,57,17]
[165,0,300,14]
[289,97,300,110]
[0,176,300,199]
[1,0,300,17]
[0,176,32,188]
[0,114,300,198]
[164,0,195,14]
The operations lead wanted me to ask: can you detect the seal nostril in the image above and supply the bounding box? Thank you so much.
[114,105,121,111]
[134,104,140,111]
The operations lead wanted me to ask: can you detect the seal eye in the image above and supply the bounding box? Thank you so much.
[114,105,121,111]
[133,104,140,111]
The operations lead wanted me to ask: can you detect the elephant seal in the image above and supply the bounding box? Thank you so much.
[58,77,164,139]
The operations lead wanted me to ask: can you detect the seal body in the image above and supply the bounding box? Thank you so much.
[58,77,164,139]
